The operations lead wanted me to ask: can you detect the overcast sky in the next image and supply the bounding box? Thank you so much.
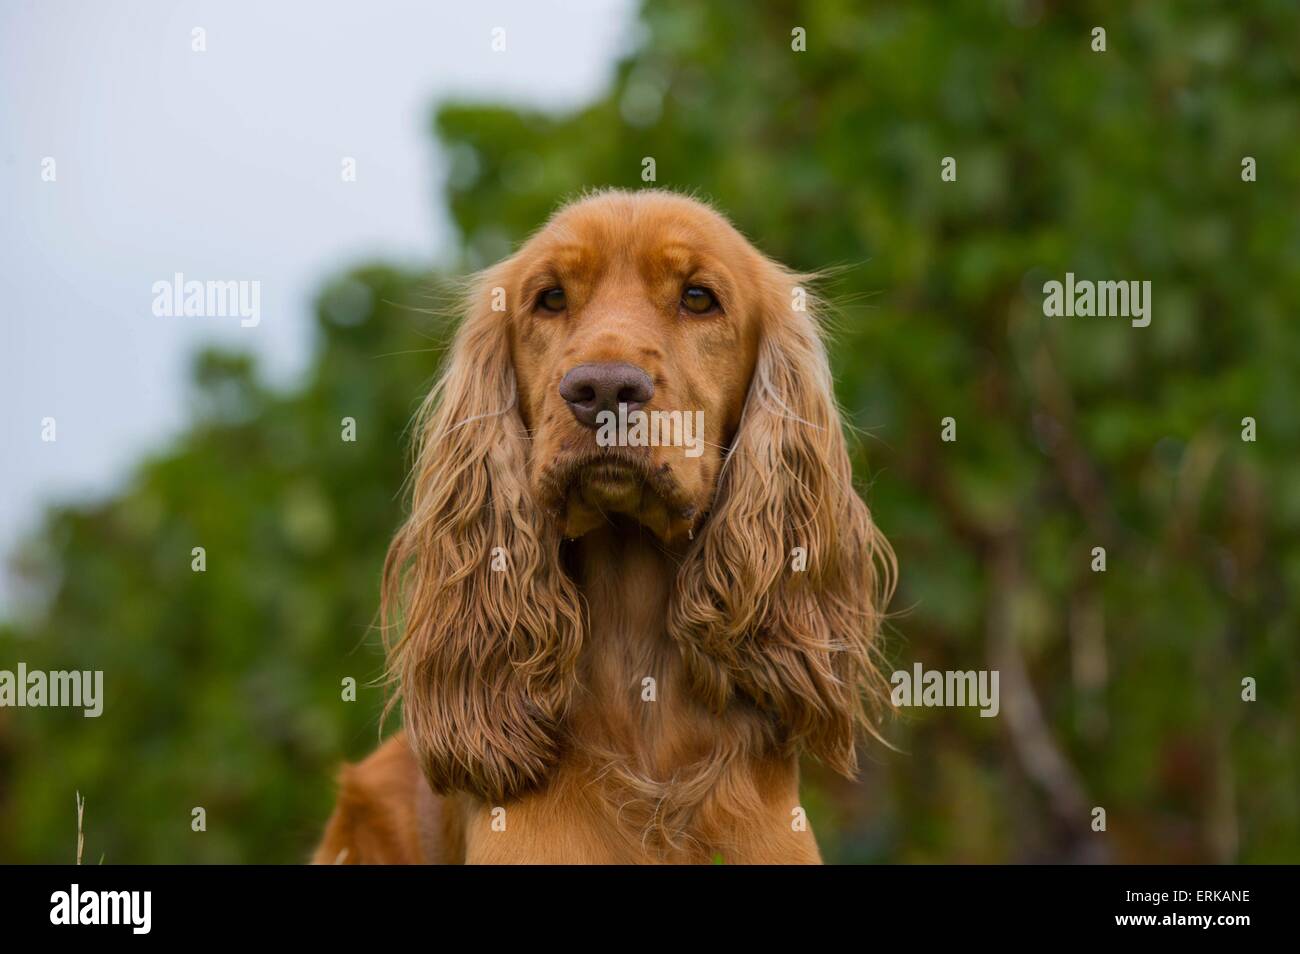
[0,0,638,615]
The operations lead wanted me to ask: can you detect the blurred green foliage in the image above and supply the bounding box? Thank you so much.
[2,0,1298,863]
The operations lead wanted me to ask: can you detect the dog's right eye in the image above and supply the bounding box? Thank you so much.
[538,287,567,312]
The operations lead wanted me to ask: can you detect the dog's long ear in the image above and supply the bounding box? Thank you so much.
[669,264,895,777]
[382,268,583,803]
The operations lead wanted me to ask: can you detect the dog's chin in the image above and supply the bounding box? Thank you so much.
[540,450,701,545]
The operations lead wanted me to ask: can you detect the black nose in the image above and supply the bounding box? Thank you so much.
[559,362,655,429]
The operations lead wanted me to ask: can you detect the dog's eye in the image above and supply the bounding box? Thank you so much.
[681,286,718,315]
[538,287,567,312]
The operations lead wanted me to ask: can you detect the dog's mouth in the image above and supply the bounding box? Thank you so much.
[540,448,700,543]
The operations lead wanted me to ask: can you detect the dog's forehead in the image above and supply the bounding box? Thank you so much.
[521,194,744,275]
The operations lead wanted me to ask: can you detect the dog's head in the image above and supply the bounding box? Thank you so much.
[385,190,893,801]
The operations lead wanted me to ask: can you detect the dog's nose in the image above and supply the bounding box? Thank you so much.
[559,362,655,429]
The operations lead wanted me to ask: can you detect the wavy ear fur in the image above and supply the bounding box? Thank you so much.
[382,271,584,803]
[668,266,895,776]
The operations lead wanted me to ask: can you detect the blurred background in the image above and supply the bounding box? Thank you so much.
[2,0,1297,863]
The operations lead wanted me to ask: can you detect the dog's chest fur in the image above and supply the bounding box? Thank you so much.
[461,528,821,864]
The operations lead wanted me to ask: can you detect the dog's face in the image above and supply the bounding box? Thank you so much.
[503,193,765,543]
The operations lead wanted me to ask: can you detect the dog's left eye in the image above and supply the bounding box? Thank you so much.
[681,286,718,315]
[537,287,567,312]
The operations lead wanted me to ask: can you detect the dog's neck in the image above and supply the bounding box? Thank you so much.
[567,522,686,767]
[565,520,778,759]
[554,522,804,860]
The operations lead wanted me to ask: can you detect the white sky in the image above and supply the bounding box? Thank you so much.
[0,0,639,615]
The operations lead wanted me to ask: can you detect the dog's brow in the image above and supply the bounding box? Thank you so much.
[655,242,697,274]
[549,242,599,274]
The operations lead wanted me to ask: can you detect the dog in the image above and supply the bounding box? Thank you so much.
[313,189,894,864]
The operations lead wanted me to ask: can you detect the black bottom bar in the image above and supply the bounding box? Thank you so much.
[0,864,1277,940]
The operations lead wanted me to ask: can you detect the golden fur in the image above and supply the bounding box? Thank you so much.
[313,190,894,864]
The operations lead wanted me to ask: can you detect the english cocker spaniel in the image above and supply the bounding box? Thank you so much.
[314,189,894,864]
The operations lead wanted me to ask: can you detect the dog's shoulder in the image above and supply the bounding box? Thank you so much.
[311,732,462,864]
